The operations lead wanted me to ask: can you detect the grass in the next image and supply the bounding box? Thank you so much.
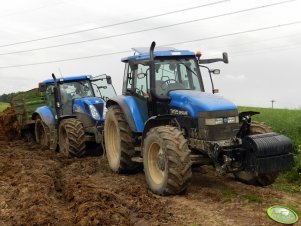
[221,187,236,203]
[0,102,10,112]
[239,106,301,190]
[240,194,262,203]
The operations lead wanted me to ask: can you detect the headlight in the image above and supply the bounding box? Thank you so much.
[205,116,239,125]
[103,107,108,118]
[227,116,239,124]
[89,105,101,120]
[205,118,223,125]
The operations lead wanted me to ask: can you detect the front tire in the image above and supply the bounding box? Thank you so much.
[234,121,278,186]
[58,118,86,157]
[104,105,141,173]
[143,126,192,195]
[35,117,50,149]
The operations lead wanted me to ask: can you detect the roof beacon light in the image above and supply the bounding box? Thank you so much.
[196,51,202,60]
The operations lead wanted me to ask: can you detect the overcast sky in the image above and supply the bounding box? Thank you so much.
[0,0,300,109]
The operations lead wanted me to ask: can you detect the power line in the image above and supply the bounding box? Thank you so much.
[0,50,131,69]
[0,0,229,48]
[0,1,67,19]
[231,42,301,57]
[0,0,294,56]
[0,20,300,69]
[166,21,301,46]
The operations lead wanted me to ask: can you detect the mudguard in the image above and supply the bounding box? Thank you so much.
[107,95,148,133]
[142,115,176,141]
[32,106,56,128]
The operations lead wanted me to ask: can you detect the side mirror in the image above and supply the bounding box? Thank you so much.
[137,73,146,79]
[39,83,47,92]
[106,76,112,85]
[211,69,220,75]
[223,52,229,64]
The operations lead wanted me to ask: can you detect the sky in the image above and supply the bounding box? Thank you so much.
[0,0,300,109]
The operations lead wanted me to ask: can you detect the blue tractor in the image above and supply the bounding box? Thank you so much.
[33,74,116,157]
[104,42,294,195]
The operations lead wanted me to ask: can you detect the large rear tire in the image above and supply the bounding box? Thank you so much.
[104,105,142,173]
[234,121,279,186]
[58,118,86,157]
[143,126,192,195]
[35,117,50,149]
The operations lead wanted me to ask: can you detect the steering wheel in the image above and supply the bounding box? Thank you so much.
[135,88,144,96]
[161,79,177,90]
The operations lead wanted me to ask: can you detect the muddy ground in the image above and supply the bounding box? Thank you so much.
[0,139,300,226]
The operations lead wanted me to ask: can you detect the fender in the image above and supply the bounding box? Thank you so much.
[107,95,147,133]
[142,115,177,141]
[32,106,56,128]
[32,106,58,150]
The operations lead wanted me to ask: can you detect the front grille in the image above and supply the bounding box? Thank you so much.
[198,110,240,141]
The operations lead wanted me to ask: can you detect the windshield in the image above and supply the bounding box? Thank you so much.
[91,76,116,102]
[154,58,203,97]
[59,80,94,99]
[59,80,94,115]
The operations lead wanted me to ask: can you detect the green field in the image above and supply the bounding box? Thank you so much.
[0,102,10,112]
[239,106,301,190]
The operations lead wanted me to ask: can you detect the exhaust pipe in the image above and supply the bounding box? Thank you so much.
[149,41,156,61]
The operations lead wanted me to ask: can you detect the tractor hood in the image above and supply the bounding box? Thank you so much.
[168,90,237,118]
[73,97,105,121]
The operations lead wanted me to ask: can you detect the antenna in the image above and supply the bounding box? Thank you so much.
[271,100,276,109]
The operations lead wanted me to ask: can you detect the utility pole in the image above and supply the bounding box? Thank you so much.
[271,100,276,109]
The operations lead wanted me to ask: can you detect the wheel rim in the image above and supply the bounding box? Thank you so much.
[148,142,165,185]
[106,119,120,168]
[60,126,69,156]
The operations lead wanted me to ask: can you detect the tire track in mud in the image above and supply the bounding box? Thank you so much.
[0,139,300,226]
[0,140,172,226]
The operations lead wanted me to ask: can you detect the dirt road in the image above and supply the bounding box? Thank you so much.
[0,139,300,226]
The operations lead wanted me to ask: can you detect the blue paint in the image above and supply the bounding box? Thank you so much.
[168,90,237,118]
[73,97,106,122]
[34,106,56,126]
[42,75,92,84]
[122,49,195,62]
[117,95,147,133]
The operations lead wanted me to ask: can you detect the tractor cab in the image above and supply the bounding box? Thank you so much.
[39,74,116,120]
[122,47,205,116]
[119,44,230,124]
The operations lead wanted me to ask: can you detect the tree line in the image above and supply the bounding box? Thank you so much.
[0,92,19,103]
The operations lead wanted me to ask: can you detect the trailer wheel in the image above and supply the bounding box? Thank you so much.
[234,121,278,186]
[104,105,142,173]
[143,126,192,195]
[35,117,50,149]
[58,118,86,157]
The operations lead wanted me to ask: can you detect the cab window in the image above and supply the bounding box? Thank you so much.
[133,63,149,97]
